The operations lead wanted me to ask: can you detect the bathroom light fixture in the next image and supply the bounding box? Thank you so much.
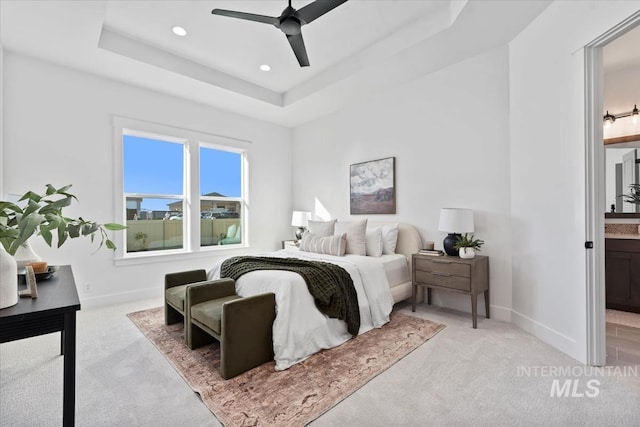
[260,64,271,72]
[603,105,639,127]
[172,26,187,36]
[603,111,616,128]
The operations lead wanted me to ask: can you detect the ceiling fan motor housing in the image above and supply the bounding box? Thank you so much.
[280,17,302,35]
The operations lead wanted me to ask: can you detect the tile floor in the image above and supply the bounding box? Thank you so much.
[607,309,640,365]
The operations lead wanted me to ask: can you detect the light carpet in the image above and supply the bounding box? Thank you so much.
[128,307,445,426]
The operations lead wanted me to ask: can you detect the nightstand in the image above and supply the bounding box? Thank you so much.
[282,240,298,250]
[411,254,490,328]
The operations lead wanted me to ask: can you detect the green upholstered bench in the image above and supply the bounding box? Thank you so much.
[164,269,207,327]
[185,279,276,380]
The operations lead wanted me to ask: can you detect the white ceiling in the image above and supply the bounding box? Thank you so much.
[0,0,553,127]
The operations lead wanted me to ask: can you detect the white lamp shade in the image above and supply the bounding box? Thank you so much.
[438,208,474,233]
[291,211,311,227]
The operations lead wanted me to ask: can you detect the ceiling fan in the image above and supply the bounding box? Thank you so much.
[211,0,349,67]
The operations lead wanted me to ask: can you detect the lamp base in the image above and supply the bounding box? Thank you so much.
[443,233,460,256]
[295,227,306,241]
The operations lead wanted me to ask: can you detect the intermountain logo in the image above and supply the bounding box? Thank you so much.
[516,365,638,398]
[549,379,600,398]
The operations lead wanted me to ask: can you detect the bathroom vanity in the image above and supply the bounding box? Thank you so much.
[605,223,640,313]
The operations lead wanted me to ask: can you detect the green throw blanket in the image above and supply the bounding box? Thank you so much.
[221,256,360,336]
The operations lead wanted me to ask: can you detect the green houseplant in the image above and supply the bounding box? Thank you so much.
[454,233,484,259]
[621,183,640,205]
[0,184,125,309]
[0,184,125,255]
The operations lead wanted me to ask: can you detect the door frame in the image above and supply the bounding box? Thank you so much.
[585,10,640,366]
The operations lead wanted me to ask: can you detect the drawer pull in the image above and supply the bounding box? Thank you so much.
[433,272,451,277]
[432,260,451,264]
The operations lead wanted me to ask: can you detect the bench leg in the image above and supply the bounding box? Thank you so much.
[165,304,183,326]
[187,321,216,350]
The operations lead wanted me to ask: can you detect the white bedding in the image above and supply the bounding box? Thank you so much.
[207,250,394,370]
[379,254,411,288]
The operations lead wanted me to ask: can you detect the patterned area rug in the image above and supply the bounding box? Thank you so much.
[128,307,445,426]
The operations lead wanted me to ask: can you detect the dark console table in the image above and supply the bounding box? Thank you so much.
[0,265,80,426]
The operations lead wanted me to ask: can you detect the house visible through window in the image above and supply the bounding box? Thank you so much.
[120,128,245,256]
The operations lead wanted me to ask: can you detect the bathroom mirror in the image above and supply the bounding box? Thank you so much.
[605,138,640,214]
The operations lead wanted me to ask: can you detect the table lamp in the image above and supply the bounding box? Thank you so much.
[438,208,474,256]
[291,211,311,241]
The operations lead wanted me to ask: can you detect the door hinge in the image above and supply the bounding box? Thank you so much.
[585,241,594,249]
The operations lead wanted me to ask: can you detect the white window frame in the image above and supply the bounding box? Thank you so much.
[112,116,250,266]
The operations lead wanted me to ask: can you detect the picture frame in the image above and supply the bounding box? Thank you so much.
[19,265,38,299]
[350,157,396,214]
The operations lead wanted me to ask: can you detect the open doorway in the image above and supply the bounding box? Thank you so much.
[585,12,640,367]
[603,26,640,364]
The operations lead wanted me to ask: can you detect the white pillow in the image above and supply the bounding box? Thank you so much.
[299,232,346,256]
[307,219,336,236]
[381,223,399,255]
[334,219,367,256]
[366,228,383,257]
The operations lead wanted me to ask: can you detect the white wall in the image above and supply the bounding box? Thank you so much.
[604,63,640,139]
[292,46,513,321]
[2,52,292,307]
[509,0,640,363]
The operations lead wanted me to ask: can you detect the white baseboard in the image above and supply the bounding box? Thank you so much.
[80,287,162,309]
[490,304,512,322]
[511,309,580,361]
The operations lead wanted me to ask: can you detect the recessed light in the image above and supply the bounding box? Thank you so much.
[172,26,187,37]
[260,64,271,72]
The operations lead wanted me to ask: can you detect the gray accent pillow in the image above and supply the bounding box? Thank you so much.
[307,219,336,236]
[299,232,346,256]
[334,219,367,256]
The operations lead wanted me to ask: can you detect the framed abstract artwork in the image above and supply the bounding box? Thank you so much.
[350,157,396,214]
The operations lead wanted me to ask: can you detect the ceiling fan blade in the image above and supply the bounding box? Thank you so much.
[211,9,279,26]
[296,0,348,24]
[286,33,310,67]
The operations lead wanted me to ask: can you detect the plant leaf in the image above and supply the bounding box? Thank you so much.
[104,223,127,230]
[57,220,68,248]
[67,223,81,238]
[38,195,73,214]
[41,228,53,247]
[18,191,42,203]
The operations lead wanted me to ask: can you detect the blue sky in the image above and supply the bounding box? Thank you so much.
[124,135,241,211]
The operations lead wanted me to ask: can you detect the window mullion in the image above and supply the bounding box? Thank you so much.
[186,139,200,251]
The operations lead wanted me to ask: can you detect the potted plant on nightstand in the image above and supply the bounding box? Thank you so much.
[454,233,484,259]
[0,184,126,309]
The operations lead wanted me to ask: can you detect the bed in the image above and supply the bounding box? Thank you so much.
[207,222,422,370]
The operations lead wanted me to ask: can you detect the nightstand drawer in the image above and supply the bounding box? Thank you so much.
[415,270,471,292]
[414,258,471,277]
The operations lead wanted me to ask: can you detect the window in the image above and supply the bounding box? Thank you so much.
[114,118,248,261]
[200,146,243,247]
